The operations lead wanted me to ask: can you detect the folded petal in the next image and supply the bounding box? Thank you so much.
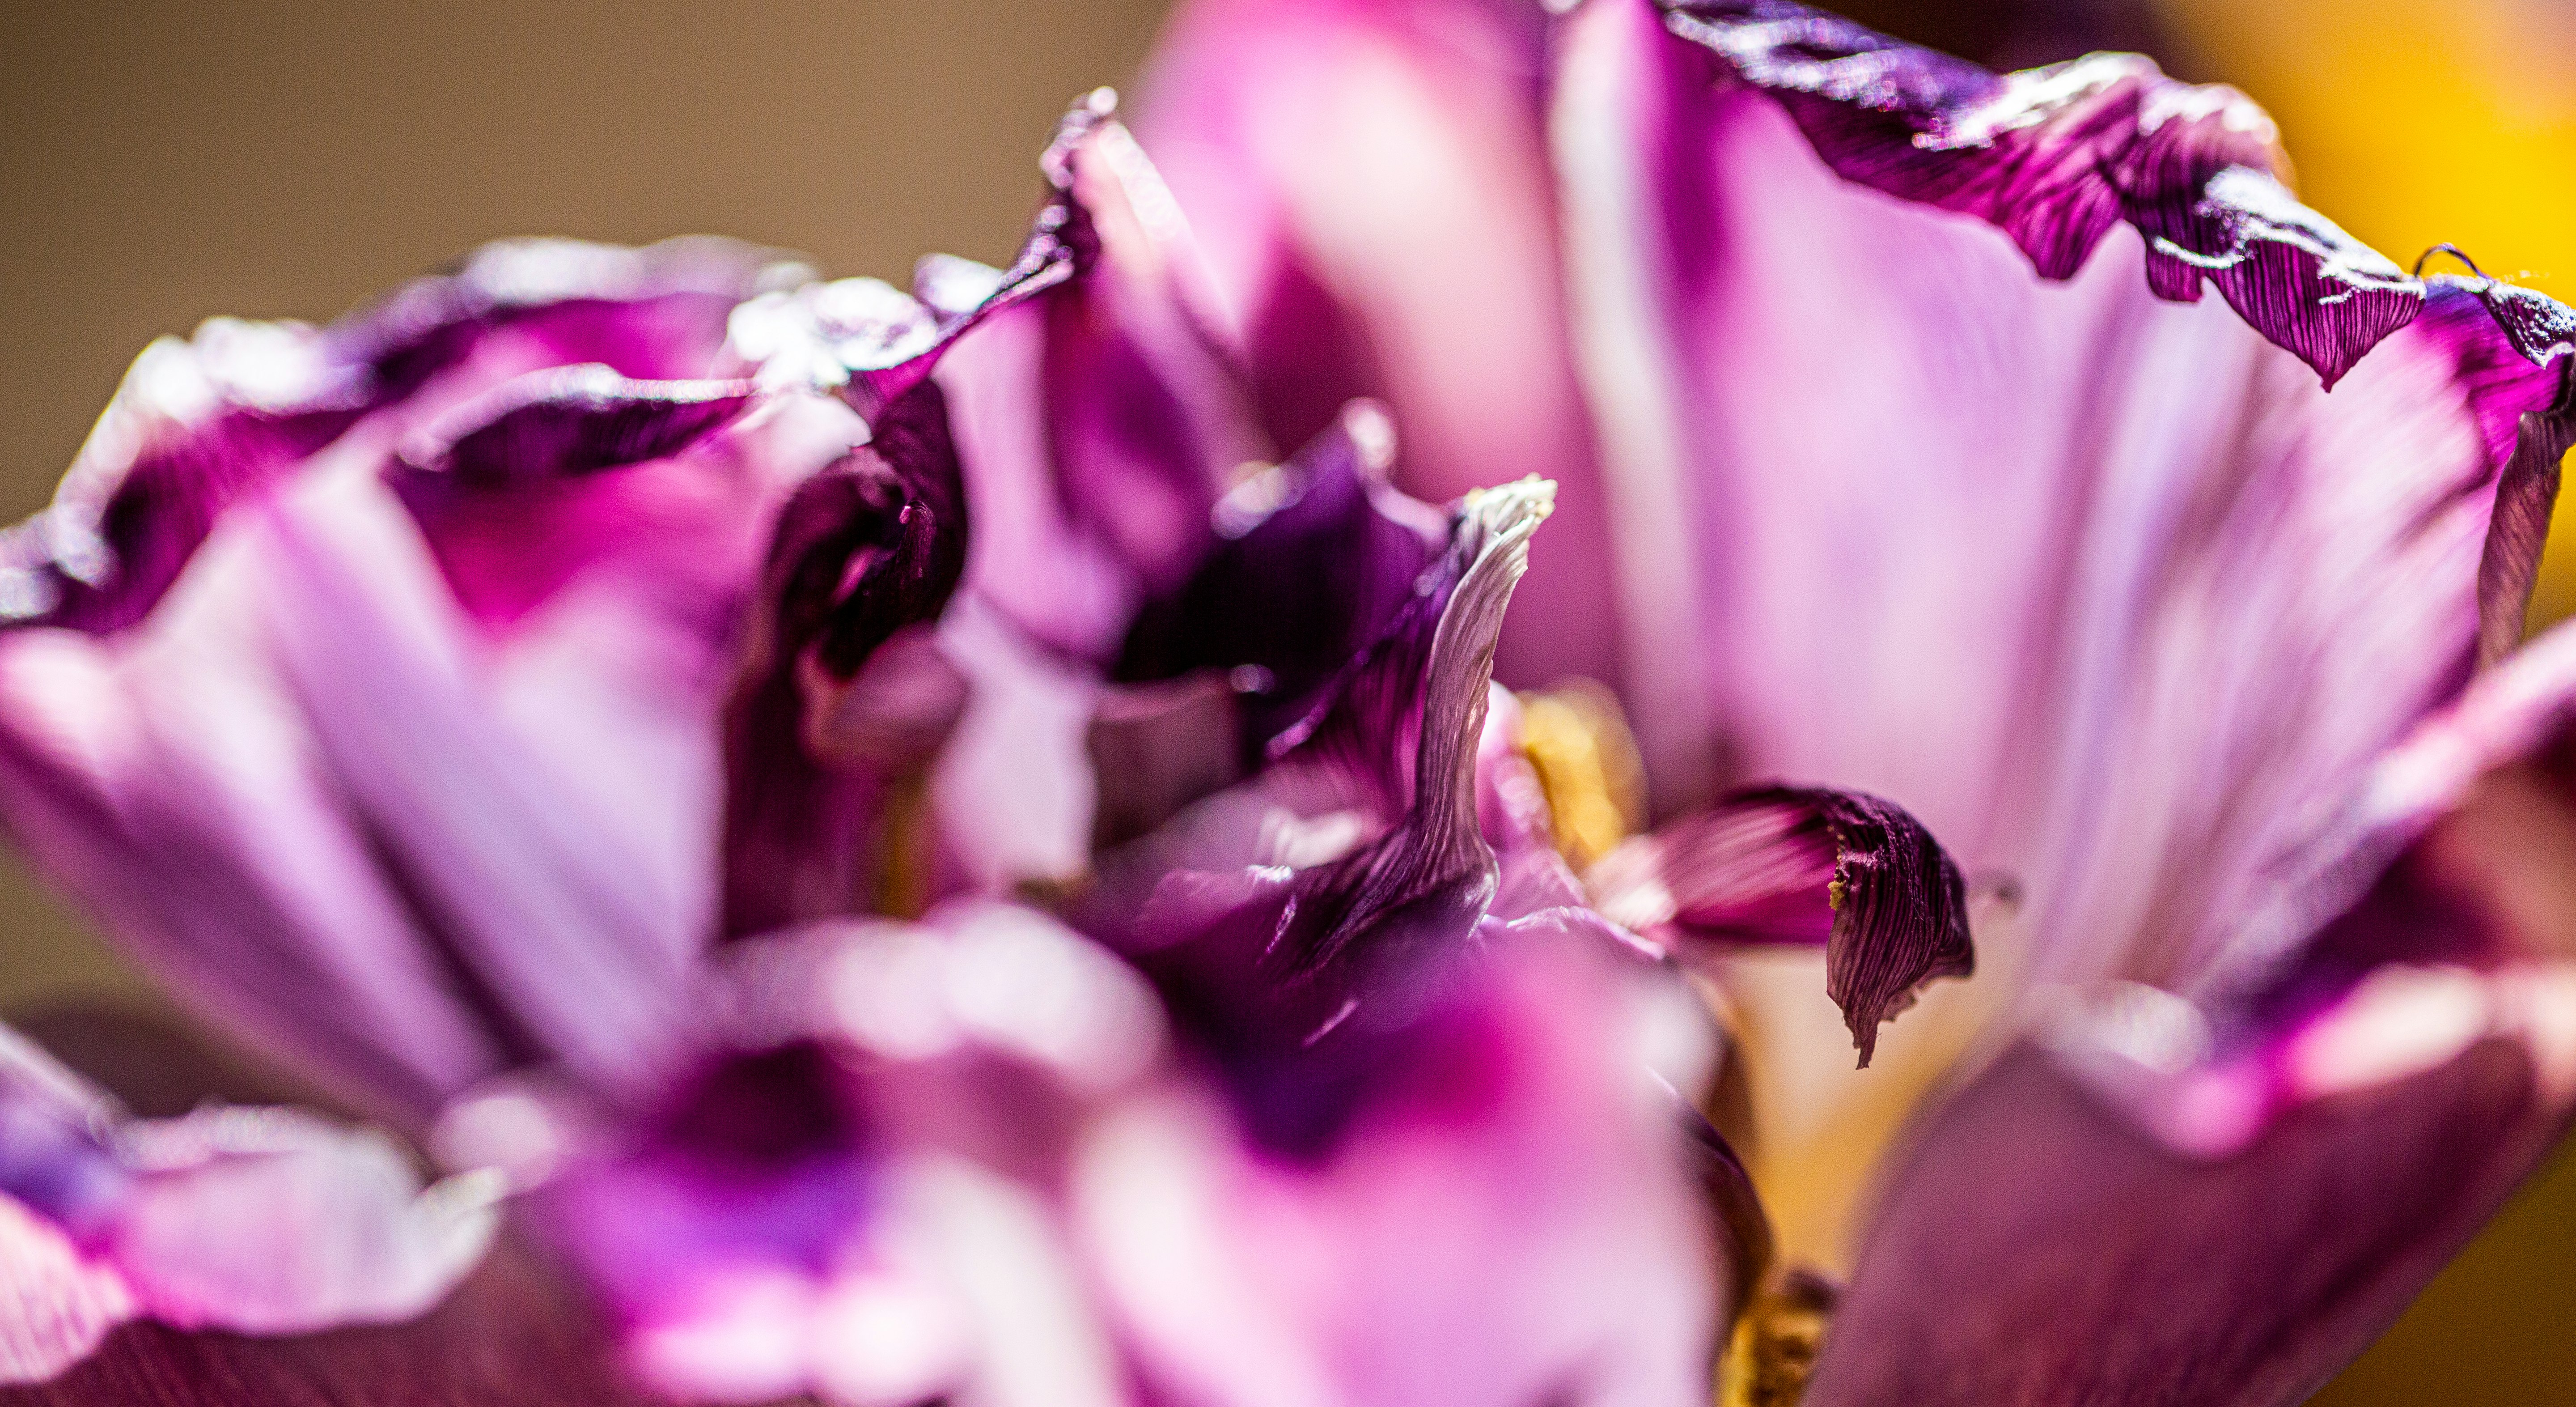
[1080,478,1555,1021]
[1590,785,1974,1064]
[717,384,973,936]
[715,126,1105,936]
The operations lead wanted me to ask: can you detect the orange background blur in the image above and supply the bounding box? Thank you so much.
[0,2,2569,1402]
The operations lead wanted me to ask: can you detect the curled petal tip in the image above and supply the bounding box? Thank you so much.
[1045,88,1126,187]
[1462,476,1558,535]
[1587,786,1971,1067]
[1337,399,1398,476]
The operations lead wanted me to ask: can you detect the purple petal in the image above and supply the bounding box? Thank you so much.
[1063,479,1554,1167]
[0,1020,494,1382]
[258,496,722,1098]
[0,240,830,1120]
[718,383,972,938]
[1134,0,1628,695]
[1114,400,1446,760]
[1073,930,1720,1407]
[1809,620,2576,1403]
[715,131,1128,935]
[479,902,1151,1407]
[1591,786,1973,1065]
[1114,477,1552,997]
[936,93,1266,662]
[1807,1037,2565,1407]
[0,547,524,1116]
[0,238,790,639]
[1037,93,1269,605]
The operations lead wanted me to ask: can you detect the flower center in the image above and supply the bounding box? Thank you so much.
[1516,683,1645,869]
[1719,1271,1838,1407]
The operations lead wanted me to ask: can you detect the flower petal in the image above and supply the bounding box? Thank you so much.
[0,240,830,1120]
[0,1019,495,1381]
[1537,0,2576,1009]
[1807,1035,2565,1407]
[714,123,1116,935]
[479,901,1151,1407]
[1082,478,1555,1007]
[1073,928,1720,1407]
[718,385,974,937]
[0,237,792,638]
[938,92,1264,662]
[1134,0,1627,696]
[1809,620,2576,1403]
[1114,400,1447,761]
[1590,786,1974,1065]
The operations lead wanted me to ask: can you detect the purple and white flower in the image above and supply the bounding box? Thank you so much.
[1,2,2573,1405]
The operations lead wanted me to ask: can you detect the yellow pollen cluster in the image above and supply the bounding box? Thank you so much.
[1718,1278,1836,1407]
[1516,682,1646,871]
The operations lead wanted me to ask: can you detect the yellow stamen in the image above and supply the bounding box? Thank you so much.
[871,773,935,920]
[1516,681,1646,870]
[1717,1275,1837,1407]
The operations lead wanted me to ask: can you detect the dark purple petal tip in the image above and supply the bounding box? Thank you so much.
[1592,786,1972,1066]
[1657,0,2576,391]
[749,92,1104,421]
[1115,401,1446,760]
[396,365,758,483]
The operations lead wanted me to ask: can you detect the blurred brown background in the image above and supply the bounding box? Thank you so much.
[1,2,2569,1403]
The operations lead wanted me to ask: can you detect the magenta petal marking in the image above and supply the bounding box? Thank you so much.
[1660,1,2390,386]
[395,365,757,484]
